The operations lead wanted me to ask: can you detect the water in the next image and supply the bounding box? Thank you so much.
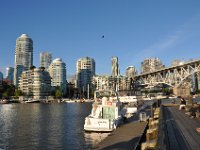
[0,103,98,150]
[3,97,198,150]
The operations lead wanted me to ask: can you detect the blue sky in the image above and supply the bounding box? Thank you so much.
[1,0,200,80]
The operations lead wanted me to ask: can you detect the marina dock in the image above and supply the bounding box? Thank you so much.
[92,121,147,150]
[92,100,200,150]
[158,105,200,150]
[92,105,151,150]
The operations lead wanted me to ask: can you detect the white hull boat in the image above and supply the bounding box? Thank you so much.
[119,96,138,118]
[84,90,125,132]
[25,99,40,103]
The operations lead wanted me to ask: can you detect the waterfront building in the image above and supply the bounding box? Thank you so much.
[92,75,128,92]
[125,66,137,91]
[18,68,51,99]
[111,56,120,77]
[6,67,14,84]
[126,66,137,79]
[92,57,128,92]
[0,71,3,80]
[40,52,52,70]
[75,57,95,96]
[109,75,127,91]
[92,75,110,90]
[141,58,164,74]
[48,58,67,95]
[14,34,33,86]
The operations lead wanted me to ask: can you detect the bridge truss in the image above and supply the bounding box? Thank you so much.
[134,59,200,88]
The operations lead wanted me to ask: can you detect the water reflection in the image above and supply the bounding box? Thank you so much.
[0,103,92,150]
[84,132,110,147]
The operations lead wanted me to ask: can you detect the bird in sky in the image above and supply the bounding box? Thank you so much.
[101,35,104,38]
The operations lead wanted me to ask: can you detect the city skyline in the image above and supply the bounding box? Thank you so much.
[1,1,200,78]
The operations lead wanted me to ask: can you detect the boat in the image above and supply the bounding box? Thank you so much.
[25,99,40,103]
[65,100,76,103]
[0,99,9,104]
[119,96,138,118]
[84,90,125,132]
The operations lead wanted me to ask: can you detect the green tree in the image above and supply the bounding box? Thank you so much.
[55,89,62,99]
[0,81,15,99]
[30,65,36,71]
[2,91,9,99]
[14,89,23,97]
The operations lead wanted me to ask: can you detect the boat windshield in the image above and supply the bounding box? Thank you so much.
[95,91,116,99]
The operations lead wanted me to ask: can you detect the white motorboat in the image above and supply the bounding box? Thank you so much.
[119,96,138,118]
[25,98,40,103]
[84,90,125,132]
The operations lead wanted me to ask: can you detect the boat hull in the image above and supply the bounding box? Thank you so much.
[25,100,40,103]
[84,117,116,132]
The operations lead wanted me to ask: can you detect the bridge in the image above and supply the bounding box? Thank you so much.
[134,58,200,88]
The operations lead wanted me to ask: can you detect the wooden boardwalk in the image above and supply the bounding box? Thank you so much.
[158,106,200,150]
[92,121,147,150]
[92,105,151,150]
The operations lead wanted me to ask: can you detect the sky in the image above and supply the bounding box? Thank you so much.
[1,0,200,80]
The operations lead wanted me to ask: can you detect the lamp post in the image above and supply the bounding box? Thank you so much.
[87,84,89,99]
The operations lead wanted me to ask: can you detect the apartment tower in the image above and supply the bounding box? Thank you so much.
[126,66,137,79]
[6,67,14,83]
[75,57,95,96]
[40,52,52,70]
[48,58,67,95]
[141,58,164,74]
[111,56,120,77]
[14,34,33,86]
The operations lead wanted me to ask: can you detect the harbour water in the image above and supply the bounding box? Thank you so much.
[0,97,199,150]
[0,102,102,150]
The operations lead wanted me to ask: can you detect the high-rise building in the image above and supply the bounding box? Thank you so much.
[40,52,52,70]
[75,57,95,95]
[92,75,127,92]
[126,66,137,79]
[18,68,51,99]
[48,58,67,95]
[141,58,164,74]
[125,66,137,91]
[6,67,14,83]
[111,56,120,77]
[0,71,3,80]
[171,60,184,66]
[14,34,33,86]
[92,75,110,90]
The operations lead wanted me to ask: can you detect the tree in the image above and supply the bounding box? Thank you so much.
[15,89,23,97]
[0,81,15,99]
[2,91,9,99]
[55,89,62,99]
[30,65,36,71]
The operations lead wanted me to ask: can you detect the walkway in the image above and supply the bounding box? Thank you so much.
[92,105,151,150]
[158,106,200,150]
